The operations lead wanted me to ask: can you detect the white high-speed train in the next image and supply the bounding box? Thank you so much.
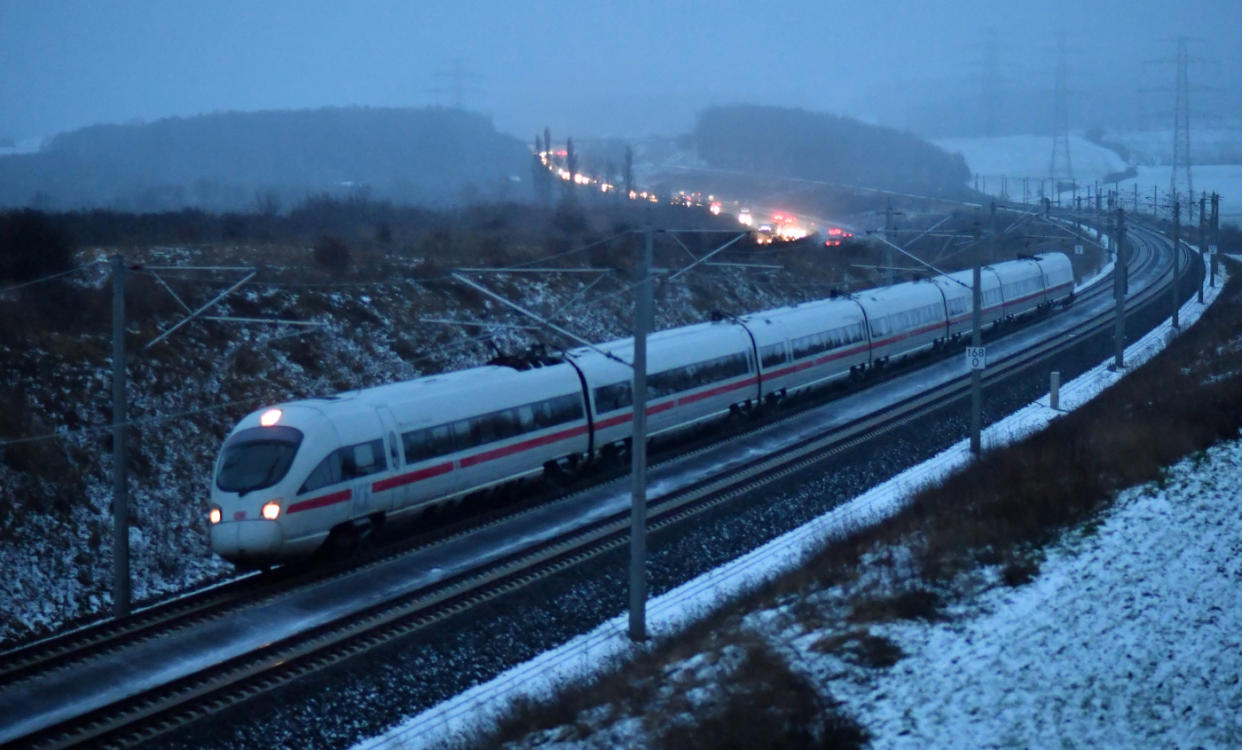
[209,253,1073,565]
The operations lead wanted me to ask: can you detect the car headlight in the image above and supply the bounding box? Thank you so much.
[262,500,282,520]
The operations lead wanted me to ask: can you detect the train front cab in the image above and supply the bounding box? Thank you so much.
[210,404,341,564]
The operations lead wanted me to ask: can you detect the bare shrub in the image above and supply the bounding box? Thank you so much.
[848,588,942,623]
[312,234,351,275]
[1001,557,1040,587]
[654,639,865,750]
[811,629,905,669]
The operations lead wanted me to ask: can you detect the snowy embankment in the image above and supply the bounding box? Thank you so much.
[356,263,1231,746]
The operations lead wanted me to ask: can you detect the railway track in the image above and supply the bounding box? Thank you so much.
[0,217,1197,749]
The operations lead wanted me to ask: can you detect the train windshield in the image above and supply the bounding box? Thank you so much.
[216,425,303,495]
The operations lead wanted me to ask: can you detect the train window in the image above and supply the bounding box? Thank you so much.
[485,410,518,441]
[341,439,386,480]
[792,331,829,359]
[216,426,303,494]
[543,393,583,426]
[649,352,749,396]
[453,418,476,449]
[431,423,459,454]
[760,343,787,368]
[648,369,678,397]
[595,382,633,412]
[402,429,432,463]
[500,409,523,439]
[299,451,342,494]
[517,405,535,431]
[402,423,461,463]
[471,413,499,444]
[531,400,554,428]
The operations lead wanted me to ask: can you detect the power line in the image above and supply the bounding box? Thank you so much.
[0,259,105,295]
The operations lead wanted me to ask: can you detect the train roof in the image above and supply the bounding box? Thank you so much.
[854,277,946,310]
[738,296,866,329]
[252,363,583,428]
[565,319,753,379]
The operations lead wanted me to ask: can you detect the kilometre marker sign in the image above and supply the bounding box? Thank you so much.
[966,346,987,370]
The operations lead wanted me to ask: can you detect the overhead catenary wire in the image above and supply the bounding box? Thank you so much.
[0,392,301,448]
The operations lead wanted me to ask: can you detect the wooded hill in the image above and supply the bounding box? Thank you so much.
[694,104,972,197]
[0,107,530,212]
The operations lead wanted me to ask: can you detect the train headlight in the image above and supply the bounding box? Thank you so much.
[262,500,282,520]
[209,507,222,525]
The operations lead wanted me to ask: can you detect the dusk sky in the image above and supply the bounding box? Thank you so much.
[2,0,1238,142]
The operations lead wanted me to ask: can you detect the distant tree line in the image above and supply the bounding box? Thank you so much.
[694,104,971,196]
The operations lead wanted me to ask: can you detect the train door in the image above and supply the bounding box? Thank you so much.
[344,440,378,520]
[368,405,402,513]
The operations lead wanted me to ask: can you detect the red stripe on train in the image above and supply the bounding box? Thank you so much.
[287,488,352,514]
[676,376,758,406]
[459,424,590,468]
[595,400,676,430]
[372,461,454,491]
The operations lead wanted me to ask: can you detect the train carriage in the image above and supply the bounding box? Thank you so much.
[1034,253,1075,306]
[935,266,1006,337]
[856,280,950,363]
[991,258,1052,318]
[569,320,758,451]
[378,364,590,511]
[740,298,870,399]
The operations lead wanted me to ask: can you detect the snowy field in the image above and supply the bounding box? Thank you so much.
[1121,164,1242,224]
[937,133,1242,224]
[934,134,1127,189]
[354,261,1231,747]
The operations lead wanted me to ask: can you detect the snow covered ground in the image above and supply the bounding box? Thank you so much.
[1107,127,1242,166]
[934,134,1127,188]
[1120,165,1242,224]
[936,132,1242,227]
[826,439,1242,747]
[354,261,1231,746]
[936,132,1242,224]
